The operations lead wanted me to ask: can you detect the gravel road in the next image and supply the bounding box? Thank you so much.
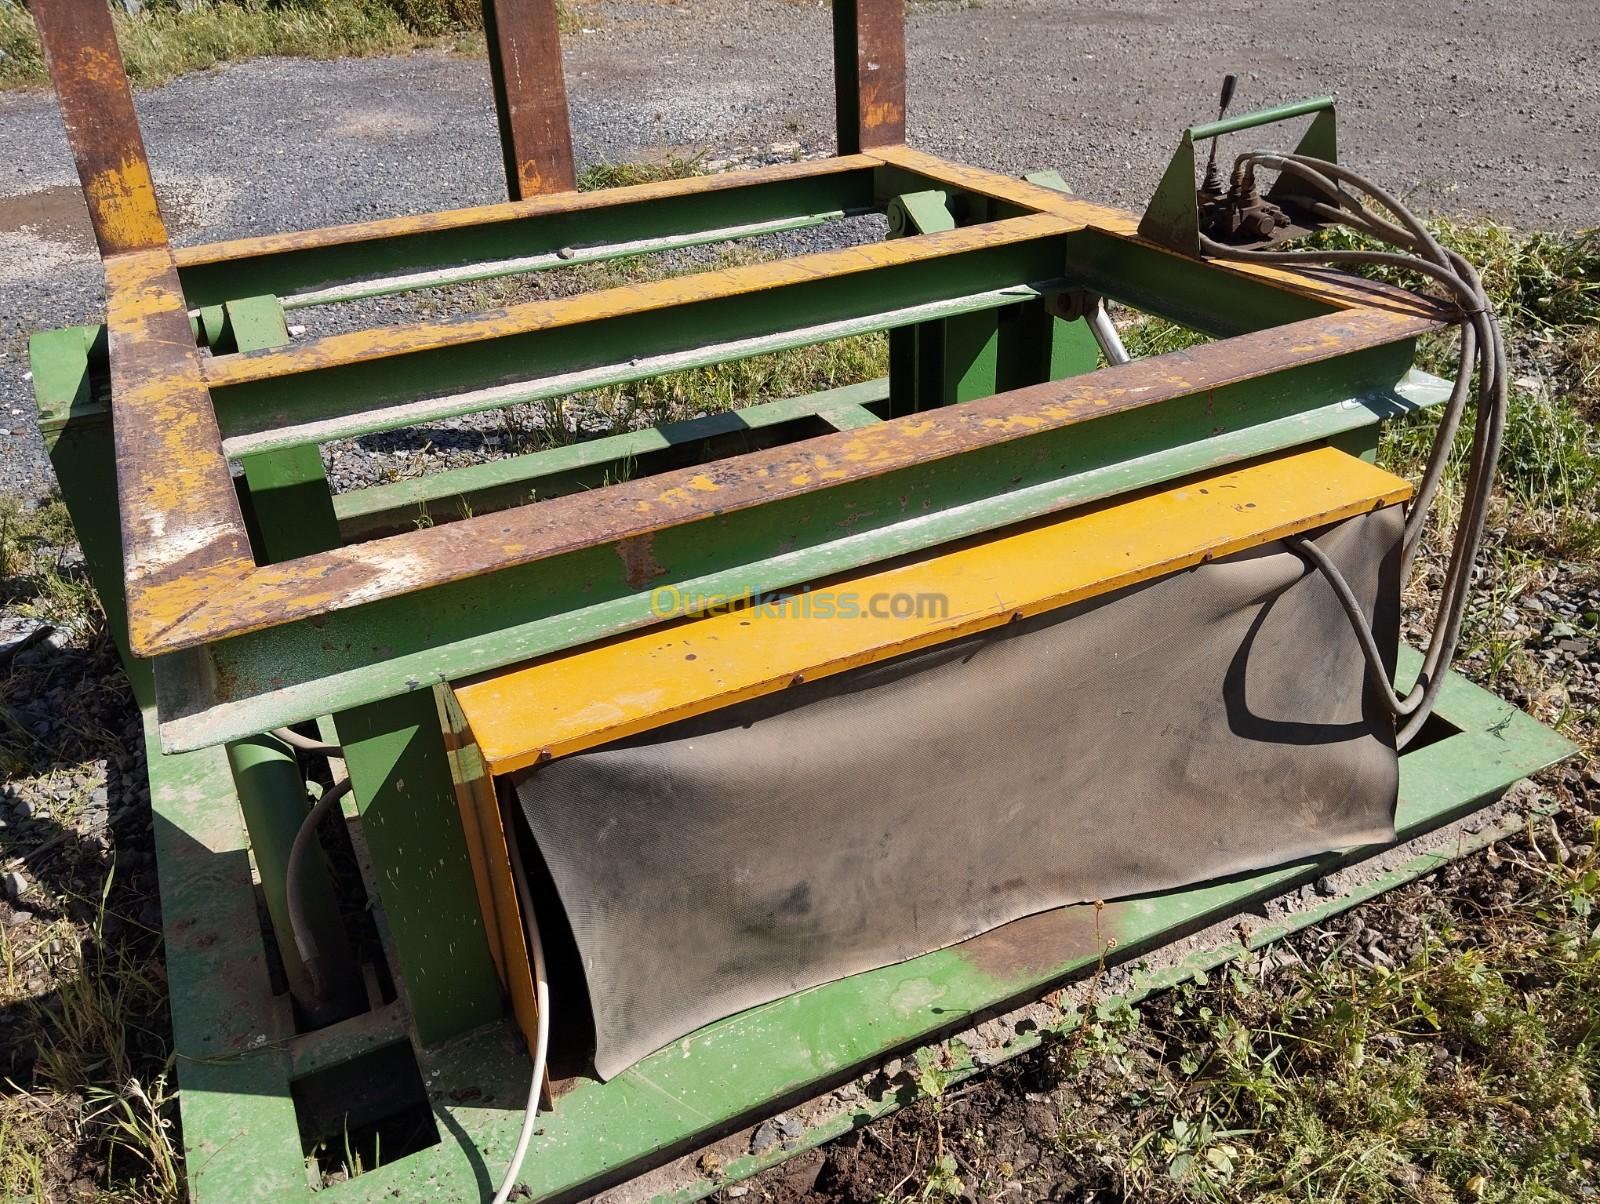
[1,0,1596,497]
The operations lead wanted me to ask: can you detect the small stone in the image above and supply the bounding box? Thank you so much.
[14,799,36,820]
[725,1187,750,1198]
[3,909,30,928]
[1313,875,1338,897]
[749,1119,782,1155]
[1,870,26,901]
[777,1114,805,1142]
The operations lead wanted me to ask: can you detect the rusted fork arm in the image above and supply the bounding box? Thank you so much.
[32,0,254,609]
[131,305,1438,657]
[106,252,257,619]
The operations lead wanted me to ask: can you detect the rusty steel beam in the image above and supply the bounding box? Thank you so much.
[29,0,168,256]
[481,0,578,198]
[833,0,907,154]
[200,214,1075,390]
[870,146,1451,321]
[128,305,1434,658]
[105,251,255,632]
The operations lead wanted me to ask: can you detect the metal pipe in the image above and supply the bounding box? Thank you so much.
[1189,95,1334,142]
[225,734,366,1026]
[277,210,857,311]
[1087,302,1130,365]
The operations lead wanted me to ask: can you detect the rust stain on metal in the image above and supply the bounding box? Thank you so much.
[103,249,255,655]
[30,0,168,256]
[615,534,668,590]
[838,0,906,152]
[202,214,1078,388]
[484,0,577,199]
[957,900,1130,981]
[143,307,1428,654]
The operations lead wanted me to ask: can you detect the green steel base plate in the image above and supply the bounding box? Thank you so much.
[150,646,1573,1202]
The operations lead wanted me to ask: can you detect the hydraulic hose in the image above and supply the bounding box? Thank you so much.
[272,726,343,757]
[1199,152,1508,749]
[275,719,553,1201]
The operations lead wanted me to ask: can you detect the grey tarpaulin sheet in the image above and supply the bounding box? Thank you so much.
[514,507,1403,1078]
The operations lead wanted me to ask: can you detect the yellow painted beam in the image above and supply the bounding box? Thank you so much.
[104,249,255,654]
[201,213,1079,388]
[174,154,880,267]
[454,447,1411,774]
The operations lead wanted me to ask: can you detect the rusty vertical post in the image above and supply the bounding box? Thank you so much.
[481,0,578,199]
[30,0,168,257]
[832,0,907,155]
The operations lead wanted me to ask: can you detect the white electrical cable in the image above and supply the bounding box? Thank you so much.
[491,814,552,1204]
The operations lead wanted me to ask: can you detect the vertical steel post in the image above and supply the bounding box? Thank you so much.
[335,694,505,1046]
[227,296,505,1047]
[481,0,578,199]
[226,735,365,1026]
[29,0,167,257]
[833,0,907,155]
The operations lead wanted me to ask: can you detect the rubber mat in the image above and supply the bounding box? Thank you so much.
[514,507,1403,1078]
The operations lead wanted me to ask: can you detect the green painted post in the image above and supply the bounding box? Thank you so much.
[226,734,365,1025]
[28,324,155,707]
[227,297,342,562]
[334,691,504,1045]
[221,294,503,1044]
[222,296,368,1029]
[884,188,1097,413]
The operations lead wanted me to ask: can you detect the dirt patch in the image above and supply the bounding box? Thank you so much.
[0,184,95,252]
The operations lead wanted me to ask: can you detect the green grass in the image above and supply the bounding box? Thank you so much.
[577,154,706,192]
[2,496,173,1199]
[0,494,98,639]
[1061,830,1600,1203]
[863,815,1600,1204]
[0,0,583,90]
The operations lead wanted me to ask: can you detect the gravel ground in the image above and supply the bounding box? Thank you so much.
[2,0,1598,497]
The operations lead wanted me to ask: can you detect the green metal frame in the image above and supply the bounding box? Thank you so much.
[22,4,1575,1191]
[122,646,1572,1200]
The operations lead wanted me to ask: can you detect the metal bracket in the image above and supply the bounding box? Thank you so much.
[885,188,959,236]
[1137,95,1339,257]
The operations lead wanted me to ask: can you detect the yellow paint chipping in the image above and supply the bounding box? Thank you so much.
[175,154,881,267]
[84,155,167,253]
[202,213,1077,387]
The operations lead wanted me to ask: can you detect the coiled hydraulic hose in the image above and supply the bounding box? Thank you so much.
[1200,152,1507,749]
